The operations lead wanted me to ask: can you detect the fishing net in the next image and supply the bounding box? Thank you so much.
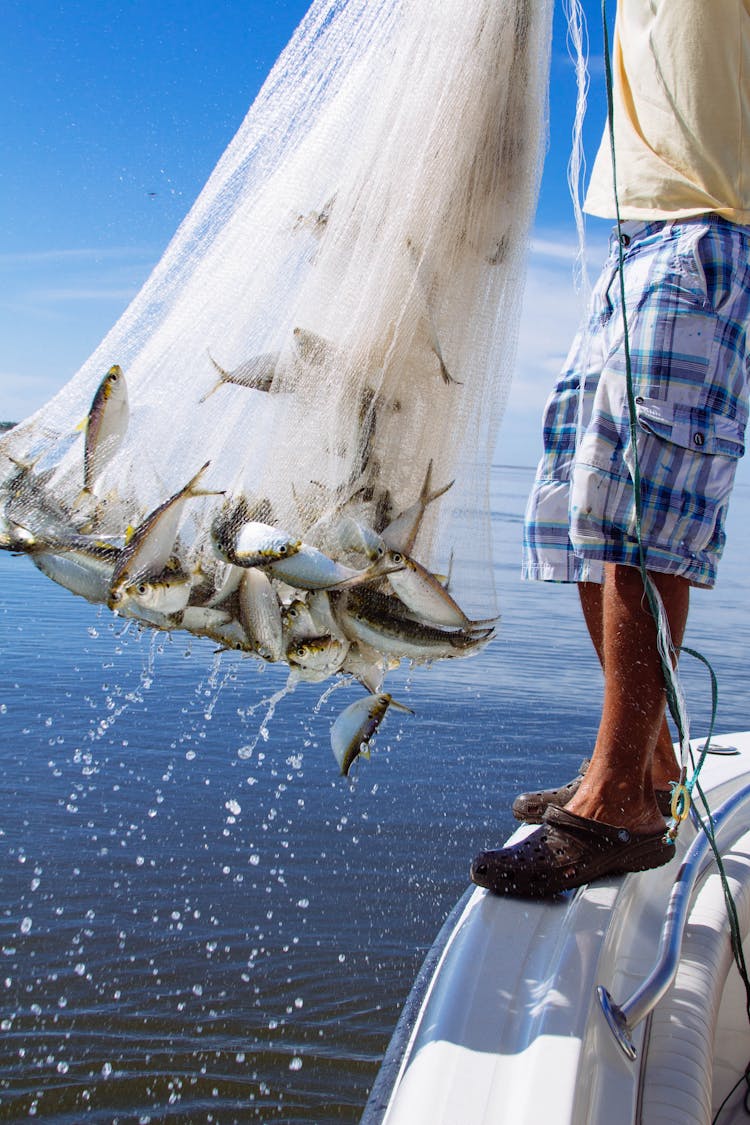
[0,0,553,696]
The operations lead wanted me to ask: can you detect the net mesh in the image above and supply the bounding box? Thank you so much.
[0,0,553,687]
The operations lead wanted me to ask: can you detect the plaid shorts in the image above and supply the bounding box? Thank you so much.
[522,216,750,588]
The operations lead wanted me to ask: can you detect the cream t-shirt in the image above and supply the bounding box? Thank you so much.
[584,0,750,223]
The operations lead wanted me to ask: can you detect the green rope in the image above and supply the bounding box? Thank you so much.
[600,2,689,766]
[600,6,750,1111]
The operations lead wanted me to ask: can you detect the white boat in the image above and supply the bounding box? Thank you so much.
[363,732,750,1125]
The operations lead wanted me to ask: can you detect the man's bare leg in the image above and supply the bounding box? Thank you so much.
[566,564,689,835]
[579,580,680,792]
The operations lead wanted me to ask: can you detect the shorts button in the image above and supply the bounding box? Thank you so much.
[693,432,705,447]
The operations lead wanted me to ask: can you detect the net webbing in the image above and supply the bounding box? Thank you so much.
[0,0,553,694]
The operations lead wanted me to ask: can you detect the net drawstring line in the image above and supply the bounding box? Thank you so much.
[599,7,750,1104]
[599,0,717,834]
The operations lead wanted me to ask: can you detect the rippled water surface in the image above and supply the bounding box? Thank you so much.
[2,465,750,1122]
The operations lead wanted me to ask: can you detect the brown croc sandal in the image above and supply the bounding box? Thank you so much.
[471,805,675,898]
[512,759,674,823]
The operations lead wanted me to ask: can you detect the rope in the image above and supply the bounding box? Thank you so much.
[599,5,750,1113]
[599,1,693,823]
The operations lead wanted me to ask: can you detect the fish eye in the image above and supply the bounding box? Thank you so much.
[392,552,403,563]
[279,545,288,555]
[137,583,148,595]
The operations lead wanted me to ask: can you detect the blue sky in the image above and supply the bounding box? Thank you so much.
[0,2,624,466]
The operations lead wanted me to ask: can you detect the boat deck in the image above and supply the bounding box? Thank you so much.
[364,734,750,1125]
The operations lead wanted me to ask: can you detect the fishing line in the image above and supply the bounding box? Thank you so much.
[600,0,693,807]
[564,0,591,302]
[601,0,750,1085]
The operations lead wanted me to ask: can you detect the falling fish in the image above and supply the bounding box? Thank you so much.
[381,460,454,553]
[80,365,129,495]
[109,461,220,608]
[330,693,414,777]
[199,351,278,403]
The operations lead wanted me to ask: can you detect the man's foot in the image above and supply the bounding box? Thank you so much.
[512,759,674,824]
[471,806,675,898]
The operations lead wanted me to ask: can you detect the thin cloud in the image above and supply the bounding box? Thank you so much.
[0,247,156,266]
[29,287,139,302]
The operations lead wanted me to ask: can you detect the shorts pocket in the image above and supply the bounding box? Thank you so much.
[569,396,744,564]
[635,396,745,458]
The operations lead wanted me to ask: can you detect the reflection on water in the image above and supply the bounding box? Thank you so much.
[2,466,749,1122]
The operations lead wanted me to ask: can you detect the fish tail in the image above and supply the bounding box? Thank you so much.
[419,461,453,506]
[389,698,416,716]
[198,381,222,404]
[468,614,501,629]
[199,353,230,402]
[188,460,225,500]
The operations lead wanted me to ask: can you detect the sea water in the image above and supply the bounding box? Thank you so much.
[2,464,750,1123]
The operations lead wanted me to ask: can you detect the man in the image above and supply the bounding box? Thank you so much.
[471,1,750,897]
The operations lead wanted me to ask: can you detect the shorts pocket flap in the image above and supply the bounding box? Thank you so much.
[636,397,745,458]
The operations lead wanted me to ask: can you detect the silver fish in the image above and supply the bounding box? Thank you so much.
[287,634,349,681]
[3,456,75,544]
[109,461,219,607]
[210,496,292,568]
[424,313,458,386]
[334,516,386,562]
[281,598,319,643]
[293,194,336,238]
[114,557,194,621]
[82,364,129,495]
[307,590,348,640]
[180,606,253,652]
[292,327,337,366]
[383,550,491,630]
[381,460,454,553]
[340,641,397,694]
[238,569,284,662]
[217,519,302,569]
[199,351,278,403]
[0,519,38,553]
[330,692,413,777]
[32,538,120,604]
[335,589,494,663]
[265,544,401,592]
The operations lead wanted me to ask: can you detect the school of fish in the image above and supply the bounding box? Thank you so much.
[0,360,495,775]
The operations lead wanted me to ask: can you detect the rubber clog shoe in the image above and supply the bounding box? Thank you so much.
[471,805,675,899]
